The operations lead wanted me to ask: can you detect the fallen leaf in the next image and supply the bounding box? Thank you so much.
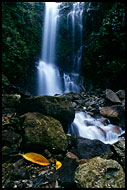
[19,152,50,166]
[56,160,62,170]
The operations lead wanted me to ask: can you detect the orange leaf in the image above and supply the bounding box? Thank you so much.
[56,160,62,170]
[19,152,50,166]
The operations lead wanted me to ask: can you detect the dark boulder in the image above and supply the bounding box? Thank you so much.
[18,95,75,132]
[20,112,68,153]
[68,136,111,159]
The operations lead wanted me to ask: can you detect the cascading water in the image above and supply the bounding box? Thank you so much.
[68,112,125,144]
[64,2,85,93]
[36,2,124,145]
[37,2,62,96]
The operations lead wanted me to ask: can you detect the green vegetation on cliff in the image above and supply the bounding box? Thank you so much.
[2,2,44,85]
[2,2,125,91]
[82,2,125,90]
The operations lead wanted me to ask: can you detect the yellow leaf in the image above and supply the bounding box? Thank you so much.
[56,160,62,170]
[19,152,50,166]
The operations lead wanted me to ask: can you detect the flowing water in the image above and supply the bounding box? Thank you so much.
[63,2,84,93]
[37,2,62,96]
[36,2,124,144]
[68,112,125,144]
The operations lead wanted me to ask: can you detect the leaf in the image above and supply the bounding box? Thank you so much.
[56,160,62,170]
[19,152,50,166]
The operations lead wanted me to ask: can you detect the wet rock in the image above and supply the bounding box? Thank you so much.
[2,94,21,108]
[13,158,26,168]
[57,157,79,188]
[74,157,125,188]
[116,90,125,99]
[69,136,110,159]
[110,140,125,171]
[21,112,68,153]
[96,116,110,125]
[2,130,22,150]
[105,89,121,103]
[72,102,77,108]
[18,95,75,133]
[66,152,79,162]
[99,105,125,129]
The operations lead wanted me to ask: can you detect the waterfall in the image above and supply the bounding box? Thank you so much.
[37,2,62,96]
[64,2,85,93]
[36,2,124,145]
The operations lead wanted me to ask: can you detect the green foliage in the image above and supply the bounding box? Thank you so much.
[82,2,125,89]
[2,2,44,85]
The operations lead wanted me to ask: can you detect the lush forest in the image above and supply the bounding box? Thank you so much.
[2,2,125,92]
[2,2,125,188]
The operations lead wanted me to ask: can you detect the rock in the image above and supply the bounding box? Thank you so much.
[2,162,15,188]
[2,146,18,163]
[2,94,21,108]
[87,111,94,116]
[99,105,125,129]
[72,102,77,108]
[57,157,79,188]
[21,112,68,153]
[116,90,125,99]
[74,157,125,188]
[110,140,125,171]
[13,168,30,180]
[69,136,111,159]
[105,89,121,103]
[96,116,110,125]
[66,152,79,162]
[2,130,22,150]
[18,95,75,133]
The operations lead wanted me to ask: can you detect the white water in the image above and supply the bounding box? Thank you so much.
[37,2,62,96]
[64,2,84,93]
[69,112,125,144]
[36,2,124,145]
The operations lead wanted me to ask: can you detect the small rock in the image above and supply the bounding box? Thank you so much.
[105,89,121,103]
[66,152,79,161]
[13,168,30,179]
[72,102,77,108]
[116,90,125,99]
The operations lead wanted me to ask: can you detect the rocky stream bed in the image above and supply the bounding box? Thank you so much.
[2,77,125,188]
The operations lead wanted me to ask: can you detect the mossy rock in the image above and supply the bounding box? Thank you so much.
[21,112,68,153]
[74,157,125,188]
[18,95,75,132]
